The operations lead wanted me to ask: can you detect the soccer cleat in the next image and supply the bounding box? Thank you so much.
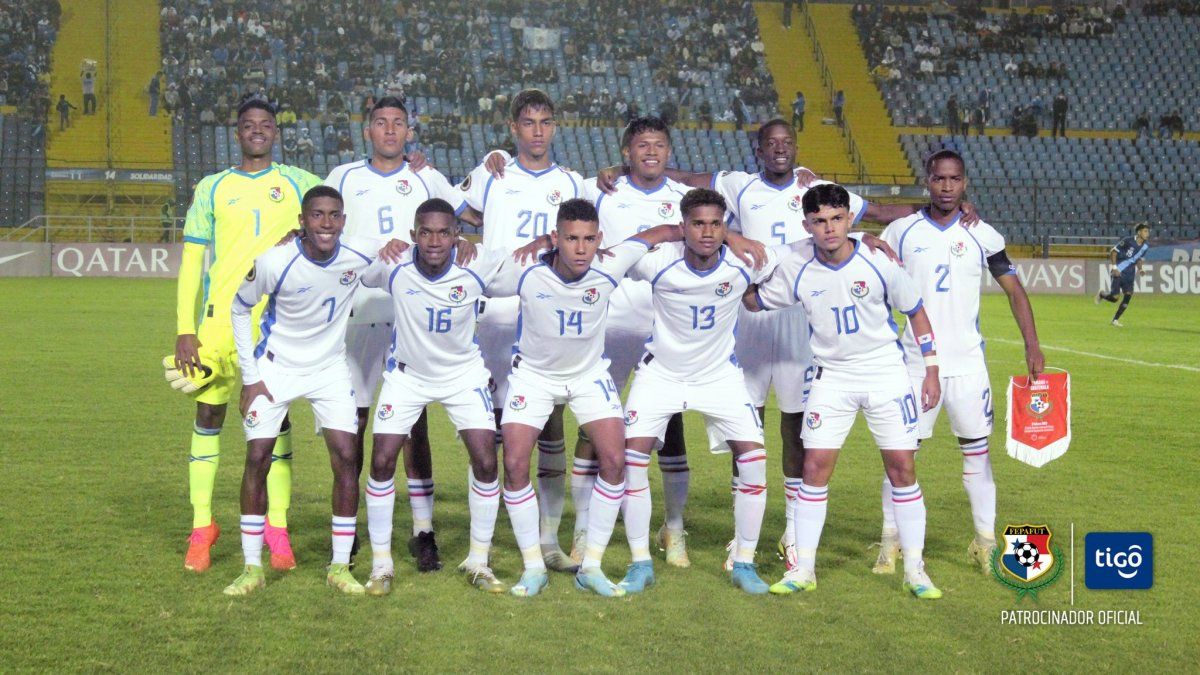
[903,567,944,600]
[1111,320,1124,327]
[459,563,507,593]
[777,534,798,572]
[1094,291,1103,305]
[722,538,735,572]
[618,561,656,594]
[326,563,365,595]
[730,562,770,595]
[568,530,587,565]
[574,567,626,598]
[365,563,394,597]
[871,534,901,575]
[222,564,265,596]
[510,568,550,597]
[407,531,443,572]
[543,546,580,573]
[184,521,220,573]
[656,525,691,568]
[264,519,296,571]
[968,538,997,574]
[769,567,817,595]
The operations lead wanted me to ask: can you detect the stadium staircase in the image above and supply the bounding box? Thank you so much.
[805,3,913,183]
[45,0,172,224]
[753,2,857,180]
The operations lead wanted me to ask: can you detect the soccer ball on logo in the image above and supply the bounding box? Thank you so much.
[582,287,599,304]
[395,179,412,195]
[268,186,283,202]
[340,270,357,285]
[658,202,674,219]
[1014,540,1040,568]
[546,189,563,205]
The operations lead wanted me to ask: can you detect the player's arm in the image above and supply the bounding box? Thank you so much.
[231,264,273,414]
[862,201,982,226]
[1108,246,1120,275]
[991,253,1044,380]
[743,249,799,312]
[175,178,215,376]
[629,223,683,248]
[905,306,942,411]
[724,230,769,270]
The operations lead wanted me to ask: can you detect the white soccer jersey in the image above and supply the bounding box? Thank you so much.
[325,159,467,324]
[460,157,586,253]
[486,239,651,381]
[232,235,376,383]
[881,209,1010,377]
[713,170,868,244]
[756,239,924,387]
[627,242,777,381]
[585,174,691,332]
[360,246,507,383]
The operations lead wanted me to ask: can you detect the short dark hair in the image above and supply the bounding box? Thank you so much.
[370,96,408,119]
[801,183,850,214]
[680,188,727,219]
[237,99,276,119]
[510,88,555,121]
[1135,222,1150,235]
[302,185,343,210]
[555,198,598,225]
[924,148,966,176]
[415,197,457,221]
[621,116,671,149]
[756,118,793,147]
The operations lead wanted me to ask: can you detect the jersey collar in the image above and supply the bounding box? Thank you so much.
[231,163,276,179]
[683,245,726,277]
[295,237,341,267]
[623,175,668,195]
[814,238,859,271]
[920,207,962,231]
[515,157,558,177]
[758,171,796,191]
[412,245,456,281]
[365,158,408,178]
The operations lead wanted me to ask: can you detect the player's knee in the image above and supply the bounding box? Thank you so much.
[883,459,916,488]
[195,403,226,428]
[471,454,499,483]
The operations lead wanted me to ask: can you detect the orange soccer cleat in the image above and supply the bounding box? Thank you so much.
[184,522,221,573]
[265,519,297,571]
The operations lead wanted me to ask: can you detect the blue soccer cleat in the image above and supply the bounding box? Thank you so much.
[574,567,626,598]
[617,560,656,594]
[510,568,550,598]
[730,562,770,595]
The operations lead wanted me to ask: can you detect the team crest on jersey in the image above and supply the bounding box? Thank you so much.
[340,270,357,285]
[377,404,394,420]
[806,412,821,429]
[950,240,967,257]
[245,411,260,427]
[268,186,284,202]
[658,202,674,219]
[624,410,638,426]
[850,280,869,298]
[1028,392,1051,417]
[395,179,412,195]
[448,285,466,302]
[546,189,563,206]
[582,287,599,305]
[509,395,527,411]
[788,194,803,211]
[715,282,732,297]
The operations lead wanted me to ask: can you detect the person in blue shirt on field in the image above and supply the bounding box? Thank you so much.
[1095,222,1151,326]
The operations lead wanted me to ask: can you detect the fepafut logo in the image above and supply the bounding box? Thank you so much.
[1085,532,1153,590]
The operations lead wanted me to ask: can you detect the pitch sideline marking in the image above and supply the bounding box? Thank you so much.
[990,337,1200,373]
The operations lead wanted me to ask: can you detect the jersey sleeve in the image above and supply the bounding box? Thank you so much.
[624,243,674,282]
[457,164,491,211]
[879,255,923,316]
[359,258,393,290]
[597,238,653,280]
[755,248,803,310]
[846,189,868,225]
[182,175,217,244]
[752,245,784,284]
[712,171,744,226]
[466,248,509,286]
[422,167,469,215]
[879,220,902,251]
[582,177,602,204]
[485,254,532,298]
[972,221,1007,257]
[322,165,343,189]
[231,258,274,383]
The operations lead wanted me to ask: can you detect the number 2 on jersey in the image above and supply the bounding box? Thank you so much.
[516,210,549,239]
[935,264,950,292]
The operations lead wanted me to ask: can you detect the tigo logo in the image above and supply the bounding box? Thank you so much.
[1085,532,1152,590]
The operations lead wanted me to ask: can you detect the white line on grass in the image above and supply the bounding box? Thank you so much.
[989,337,1200,373]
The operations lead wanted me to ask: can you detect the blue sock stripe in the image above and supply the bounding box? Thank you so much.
[784,478,804,488]
[193,426,221,436]
[367,478,395,489]
[891,484,921,496]
[505,485,534,498]
[798,484,828,496]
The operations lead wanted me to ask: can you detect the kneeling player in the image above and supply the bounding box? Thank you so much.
[226,186,385,596]
[745,184,944,599]
[618,188,775,595]
[358,199,508,595]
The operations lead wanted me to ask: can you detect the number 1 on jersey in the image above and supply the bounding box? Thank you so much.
[425,307,451,333]
[557,309,582,335]
[252,208,261,236]
[690,305,716,330]
[831,305,859,334]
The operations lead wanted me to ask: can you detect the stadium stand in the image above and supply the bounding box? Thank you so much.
[0,1,57,226]
[0,115,46,226]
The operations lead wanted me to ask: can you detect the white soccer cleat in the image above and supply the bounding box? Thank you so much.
[722,538,735,572]
[568,530,587,566]
[777,534,798,572]
[903,565,943,600]
[871,532,901,575]
[365,563,394,597]
[967,538,997,574]
[543,546,580,573]
[656,525,690,568]
[1111,319,1124,327]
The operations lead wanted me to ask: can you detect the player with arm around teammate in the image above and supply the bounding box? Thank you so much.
[744,184,944,599]
[876,149,1044,574]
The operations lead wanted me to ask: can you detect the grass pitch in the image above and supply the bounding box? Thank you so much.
[1,279,1197,672]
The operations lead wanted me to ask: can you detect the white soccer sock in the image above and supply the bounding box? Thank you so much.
[623,450,653,562]
[880,474,897,535]
[891,483,927,575]
[536,439,567,549]
[331,515,357,564]
[503,485,544,570]
[365,477,396,560]
[783,477,802,546]
[240,514,266,567]
[582,477,625,571]
[407,478,434,536]
[960,439,996,541]
[466,469,501,568]
[730,473,741,546]
[658,454,689,532]
[733,449,767,563]
[793,482,829,574]
[570,457,599,534]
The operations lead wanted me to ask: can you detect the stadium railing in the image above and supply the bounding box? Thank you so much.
[2,216,186,244]
[1041,235,1113,259]
[800,0,866,182]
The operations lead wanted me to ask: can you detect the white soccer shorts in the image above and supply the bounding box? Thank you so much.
[373,363,496,436]
[604,326,649,391]
[735,304,814,414]
[501,359,624,430]
[624,359,764,445]
[243,358,358,441]
[476,296,518,409]
[345,322,392,408]
[908,369,994,440]
[800,371,919,450]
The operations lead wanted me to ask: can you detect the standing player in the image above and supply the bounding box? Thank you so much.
[745,184,944,600]
[877,149,1044,573]
[358,199,507,595]
[1095,222,1151,327]
[486,199,681,597]
[224,186,381,596]
[618,189,776,596]
[458,89,586,572]
[171,99,321,573]
[325,96,478,571]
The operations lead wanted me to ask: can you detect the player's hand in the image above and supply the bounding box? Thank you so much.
[454,237,478,266]
[596,247,616,260]
[861,232,900,264]
[275,229,300,246]
[596,165,624,194]
[1110,266,1121,277]
[512,235,550,264]
[960,201,980,227]
[378,238,410,263]
[239,380,274,417]
[794,167,821,187]
[726,232,768,270]
[1026,343,1045,382]
[921,369,941,411]
[174,334,202,378]
[405,150,429,171]
[484,150,507,178]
